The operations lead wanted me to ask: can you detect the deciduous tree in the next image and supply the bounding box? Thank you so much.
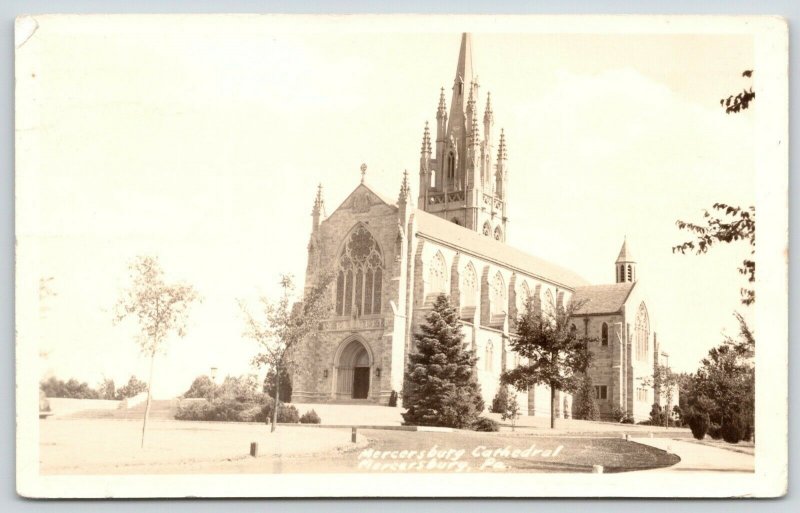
[114,255,200,448]
[240,273,332,432]
[501,299,594,429]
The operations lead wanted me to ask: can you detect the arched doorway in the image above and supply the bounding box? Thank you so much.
[334,339,371,399]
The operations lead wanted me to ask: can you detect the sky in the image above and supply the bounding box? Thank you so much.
[18,16,756,398]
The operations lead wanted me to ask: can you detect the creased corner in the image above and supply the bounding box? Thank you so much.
[15,16,39,50]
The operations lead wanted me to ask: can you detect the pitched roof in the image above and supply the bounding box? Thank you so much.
[413,209,590,290]
[572,282,636,315]
[616,238,635,263]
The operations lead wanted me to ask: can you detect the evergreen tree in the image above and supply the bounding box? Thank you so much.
[574,374,599,421]
[402,294,484,428]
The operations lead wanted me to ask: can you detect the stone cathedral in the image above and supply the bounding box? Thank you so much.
[293,33,672,422]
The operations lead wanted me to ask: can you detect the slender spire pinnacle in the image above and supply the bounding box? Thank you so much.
[421,121,431,155]
[399,170,411,202]
[312,183,325,217]
[484,91,493,124]
[437,87,447,118]
[497,128,507,160]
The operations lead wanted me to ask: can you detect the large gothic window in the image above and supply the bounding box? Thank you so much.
[335,225,383,316]
[490,271,506,316]
[601,322,609,346]
[517,281,531,313]
[635,302,650,362]
[460,262,478,307]
[428,251,448,296]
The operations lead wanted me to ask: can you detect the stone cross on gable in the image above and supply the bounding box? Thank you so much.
[360,163,367,183]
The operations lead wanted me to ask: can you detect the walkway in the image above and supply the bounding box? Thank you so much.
[630,437,754,472]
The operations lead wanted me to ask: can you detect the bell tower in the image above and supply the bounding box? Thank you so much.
[417,33,509,242]
[615,238,637,283]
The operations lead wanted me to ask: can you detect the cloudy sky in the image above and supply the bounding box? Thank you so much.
[17,16,756,397]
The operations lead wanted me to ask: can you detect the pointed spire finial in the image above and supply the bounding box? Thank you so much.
[437,87,447,117]
[497,128,508,160]
[484,91,493,123]
[312,183,325,217]
[360,163,367,183]
[399,169,411,202]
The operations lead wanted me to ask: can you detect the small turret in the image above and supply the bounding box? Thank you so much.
[615,237,637,283]
[495,129,507,198]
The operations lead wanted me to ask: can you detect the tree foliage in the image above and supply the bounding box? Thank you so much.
[114,255,200,447]
[40,377,100,399]
[720,70,755,114]
[501,298,594,428]
[673,203,755,305]
[402,294,484,428]
[115,375,149,399]
[183,375,217,399]
[240,273,332,431]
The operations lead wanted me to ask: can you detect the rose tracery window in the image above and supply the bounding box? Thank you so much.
[335,225,383,316]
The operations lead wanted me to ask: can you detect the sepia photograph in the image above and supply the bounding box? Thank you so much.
[14,14,788,498]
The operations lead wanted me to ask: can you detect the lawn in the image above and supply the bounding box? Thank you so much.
[40,419,679,474]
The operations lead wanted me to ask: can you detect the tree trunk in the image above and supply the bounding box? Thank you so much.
[270,363,280,433]
[550,384,556,429]
[141,350,156,448]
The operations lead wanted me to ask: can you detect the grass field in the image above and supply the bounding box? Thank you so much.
[40,418,679,474]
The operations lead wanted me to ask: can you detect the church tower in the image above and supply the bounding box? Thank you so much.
[615,238,637,283]
[417,33,509,242]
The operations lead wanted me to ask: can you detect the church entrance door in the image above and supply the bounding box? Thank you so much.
[352,368,370,399]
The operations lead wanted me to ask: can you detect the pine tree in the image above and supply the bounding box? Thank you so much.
[402,294,484,428]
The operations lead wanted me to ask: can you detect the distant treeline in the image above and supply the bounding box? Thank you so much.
[40,375,148,400]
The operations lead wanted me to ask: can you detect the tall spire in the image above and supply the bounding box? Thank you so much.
[484,91,493,125]
[449,33,474,122]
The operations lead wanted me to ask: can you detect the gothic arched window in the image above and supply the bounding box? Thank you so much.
[482,222,491,237]
[490,272,506,316]
[494,226,502,241]
[635,302,650,362]
[517,281,531,313]
[460,262,478,307]
[601,322,609,346]
[428,251,448,296]
[335,225,384,316]
[544,289,556,321]
[447,152,455,183]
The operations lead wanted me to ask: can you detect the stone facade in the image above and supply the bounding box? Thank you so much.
[291,33,674,422]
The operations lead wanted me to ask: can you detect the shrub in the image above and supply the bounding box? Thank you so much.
[687,411,710,440]
[743,421,753,442]
[388,390,398,407]
[721,416,744,444]
[472,417,500,432]
[491,386,509,414]
[278,404,300,423]
[237,405,264,423]
[621,413,635,424]
[175,400,216,421]
[609,405,626,423]
[299,409,321,424]
[708,423,722,440]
